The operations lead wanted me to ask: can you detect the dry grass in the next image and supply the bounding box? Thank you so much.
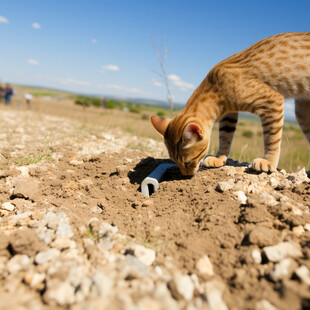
[10,85,310,172]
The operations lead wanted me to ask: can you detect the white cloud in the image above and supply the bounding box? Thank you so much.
[0,16,9,24]
[27,59,40,65]
[32,22,41,29]
[152,79,162,87]
[91,38,97,44]
[56,78,90,86]
[168,74,194,91]
[101,64,119,72]
[98,84,143,94]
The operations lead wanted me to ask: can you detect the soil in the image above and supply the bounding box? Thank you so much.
[0,102,310,310]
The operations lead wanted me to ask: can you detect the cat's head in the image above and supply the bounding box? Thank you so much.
[150,115,209,176]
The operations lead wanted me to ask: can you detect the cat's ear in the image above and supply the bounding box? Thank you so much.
[183,123,203,141]
[150,116,171,137]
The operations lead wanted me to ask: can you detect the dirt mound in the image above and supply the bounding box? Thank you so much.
[0,108,310,310]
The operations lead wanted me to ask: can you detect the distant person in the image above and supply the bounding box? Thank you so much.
[24,93,33,108]
[0,84,4,103]
[4,84,14,105]
[100,97,107,108]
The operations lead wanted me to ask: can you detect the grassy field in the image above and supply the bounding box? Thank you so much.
[10,84,310,172]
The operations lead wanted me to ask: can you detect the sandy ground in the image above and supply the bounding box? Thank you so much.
[0,103,310,310]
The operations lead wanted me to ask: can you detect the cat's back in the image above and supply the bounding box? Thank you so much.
[211,32,310,98]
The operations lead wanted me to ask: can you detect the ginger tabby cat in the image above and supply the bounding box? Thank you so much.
[151,32,310,176]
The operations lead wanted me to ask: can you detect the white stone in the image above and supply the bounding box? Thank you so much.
[35,249,60,265]
[44,282,75,306]
[263,242,302,262]
[204,280,228,310]
[255,299,278,310]
[234,191,247,204]
[2,202,15,211]
[292,225,305,236]
[92,273,113,298]
[7,255,30,274]
[270,258,296,281]
[69,159,83,166]
[287,168,309,185]
[131,244,156,266]
[16,166,29,177]
[259,192,278,207]
[30,273,46,289]
[217,181,234,192]
[295,265,310,285]
[269,177,279,188]
[304,223,310,231]
[195,255,214,276]
[56,221,73,238]
[51,238,76,250]
[252,249,262,264]
[99,222,118,236]
[173,273,194,301]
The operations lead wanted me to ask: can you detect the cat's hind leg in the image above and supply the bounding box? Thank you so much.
[295,98,310,144]
[203,112,238,168]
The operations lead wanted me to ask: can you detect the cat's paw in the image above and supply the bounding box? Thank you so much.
[251,158,276,172]
[203,156,226,168]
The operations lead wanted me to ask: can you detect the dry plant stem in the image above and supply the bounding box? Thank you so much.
[152,37,174,118]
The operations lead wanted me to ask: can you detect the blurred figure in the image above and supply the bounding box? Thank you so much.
[100,97,107,108]
[24,93,33,109]
[0,84,4,103]
[4,84,14,105]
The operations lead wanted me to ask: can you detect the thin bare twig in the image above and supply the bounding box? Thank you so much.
[152,37,174,118]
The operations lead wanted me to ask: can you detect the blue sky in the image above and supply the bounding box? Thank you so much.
[0,0,309,115]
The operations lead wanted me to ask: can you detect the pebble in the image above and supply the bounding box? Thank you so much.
[195,255,214,276]
[35,248,60,265]
[44,281,76,306]
[51,238,76,251]
[270,258,297,281]
[234,191,247,204]
[292,225,305,237]
[12,178,39,199]
[295,265,310,285]
[91,273,113,297]
[24,271,46,290]
[131,244,156,266]
[142,199,154,208]
[2,202,15,211]
[99,222,118,236]
[255,299,278,310]
[216,181,234,192]
[263,242,303,262]
[248,226,279,247]
[204,280,228,310]
[170,273,194,301]
[56,221,74,239]
[259,192,278,207]
[7,254,30,273]
[304,223,310,231]
[252,249,262,264]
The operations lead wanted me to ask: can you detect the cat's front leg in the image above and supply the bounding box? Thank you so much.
[202,113,238,168]
[252,95,284,172]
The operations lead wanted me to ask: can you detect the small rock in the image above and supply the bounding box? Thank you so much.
[12,178,39,200]
[131,244,156,266]
[255,299,278,310]
[252,249,262,264]
[268,177,279,188]
[292,225,305,236]
[24,271,46,290]
[216,181,234,192]
[259,192,278,207]
[99,222,118,236]
[234,191,247,204]
[2,202,15,211]
[270,258,298,281]
[35,248,60,265]
[248,226,279,247]
[56,221,73,239]
[91,206,103,214]
[287,168,309,185]
[44,281,75,306]
[170,273,194,301]
[295,265,310,285]
[304,223,310,231]
[91,273,113,298]
[7,254,30,273]
[69,159,83,166]
[195,255,214,276]
[263,242,303,262]
[204,280,228,310]
[142,199,154,208]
